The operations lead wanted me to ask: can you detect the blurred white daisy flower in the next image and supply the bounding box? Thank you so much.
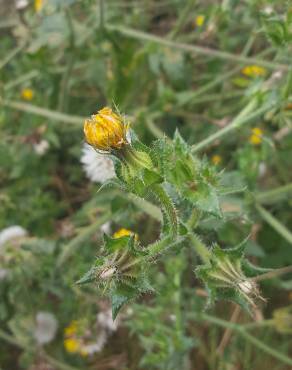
[97,309,118,332]
[15,0,29,9]
[33,140,50,156]
[81,144,115,183]
[0,225,27,248]
[100,221,111,235]
[259,162,267,178]
[0,269,9,281]
[81,330,107,355]
[34,312,58,345]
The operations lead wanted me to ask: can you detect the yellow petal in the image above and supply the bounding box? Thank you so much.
[84,107,129,151]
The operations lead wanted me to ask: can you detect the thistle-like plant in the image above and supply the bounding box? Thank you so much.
[79,106,268,318]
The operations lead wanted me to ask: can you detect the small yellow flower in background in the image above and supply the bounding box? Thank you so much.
[195,15,205,27]
[249,127,263,145]
[64,338,81,354]
[285,102,292,110]
[34,0,44,12]
[21,88,34,101]
[273,305,292,334]
[241,65,267,78]
[113,228,138,240]
[211,155,222,165]
[64,321,78,337]
[84,107,129,152]
[80,348,89,357]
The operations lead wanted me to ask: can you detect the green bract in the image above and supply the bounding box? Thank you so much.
[77,234,152,319]
[156,131,222,217]
[195,240,268,312]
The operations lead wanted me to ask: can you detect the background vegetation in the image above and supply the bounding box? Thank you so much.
[0,0,292,369]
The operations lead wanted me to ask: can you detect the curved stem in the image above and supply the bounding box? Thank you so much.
[188,233,210,263]
[152,184,178,238]
[146,235,185,259]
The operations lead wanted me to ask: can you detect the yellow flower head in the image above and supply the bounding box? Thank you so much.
[80,348,89,357]
[21,88,34,101]
[249,127,263,145]
[34,0,44,12]
[113,228,138,240]
[64,321,78,337]
[64,338,81,353]
[241,65,267,78]
[195,15,205,27]
[211,154,222,165]
[84,107,129,152]
[273,305,292,334]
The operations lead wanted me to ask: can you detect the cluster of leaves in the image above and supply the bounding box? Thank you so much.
[78,127,270,319]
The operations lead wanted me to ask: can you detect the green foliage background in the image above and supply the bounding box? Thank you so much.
[0,0,292,369]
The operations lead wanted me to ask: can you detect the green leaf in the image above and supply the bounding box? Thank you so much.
[111,287,135,320]
[195,186,222,218]
[76,266,96,285]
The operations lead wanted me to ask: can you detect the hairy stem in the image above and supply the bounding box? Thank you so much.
[189,233,211,263]
[152,184,178,238]
[146,235,185,258]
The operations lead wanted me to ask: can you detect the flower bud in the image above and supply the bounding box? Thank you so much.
[196,243,263,310]
[84,107,155,184]
[84,107,129,152]
[77,233,144,291]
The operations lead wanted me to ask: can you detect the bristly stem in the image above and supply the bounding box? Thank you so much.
[189,233,211,264]
[146,235,185,258]
[152,184,178,238]
[146,235,174,258]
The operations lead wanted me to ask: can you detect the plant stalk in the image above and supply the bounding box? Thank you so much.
[191,98,270,153]
[188,233,211,263]
[152,184,178,238]
[256,204,292,245]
